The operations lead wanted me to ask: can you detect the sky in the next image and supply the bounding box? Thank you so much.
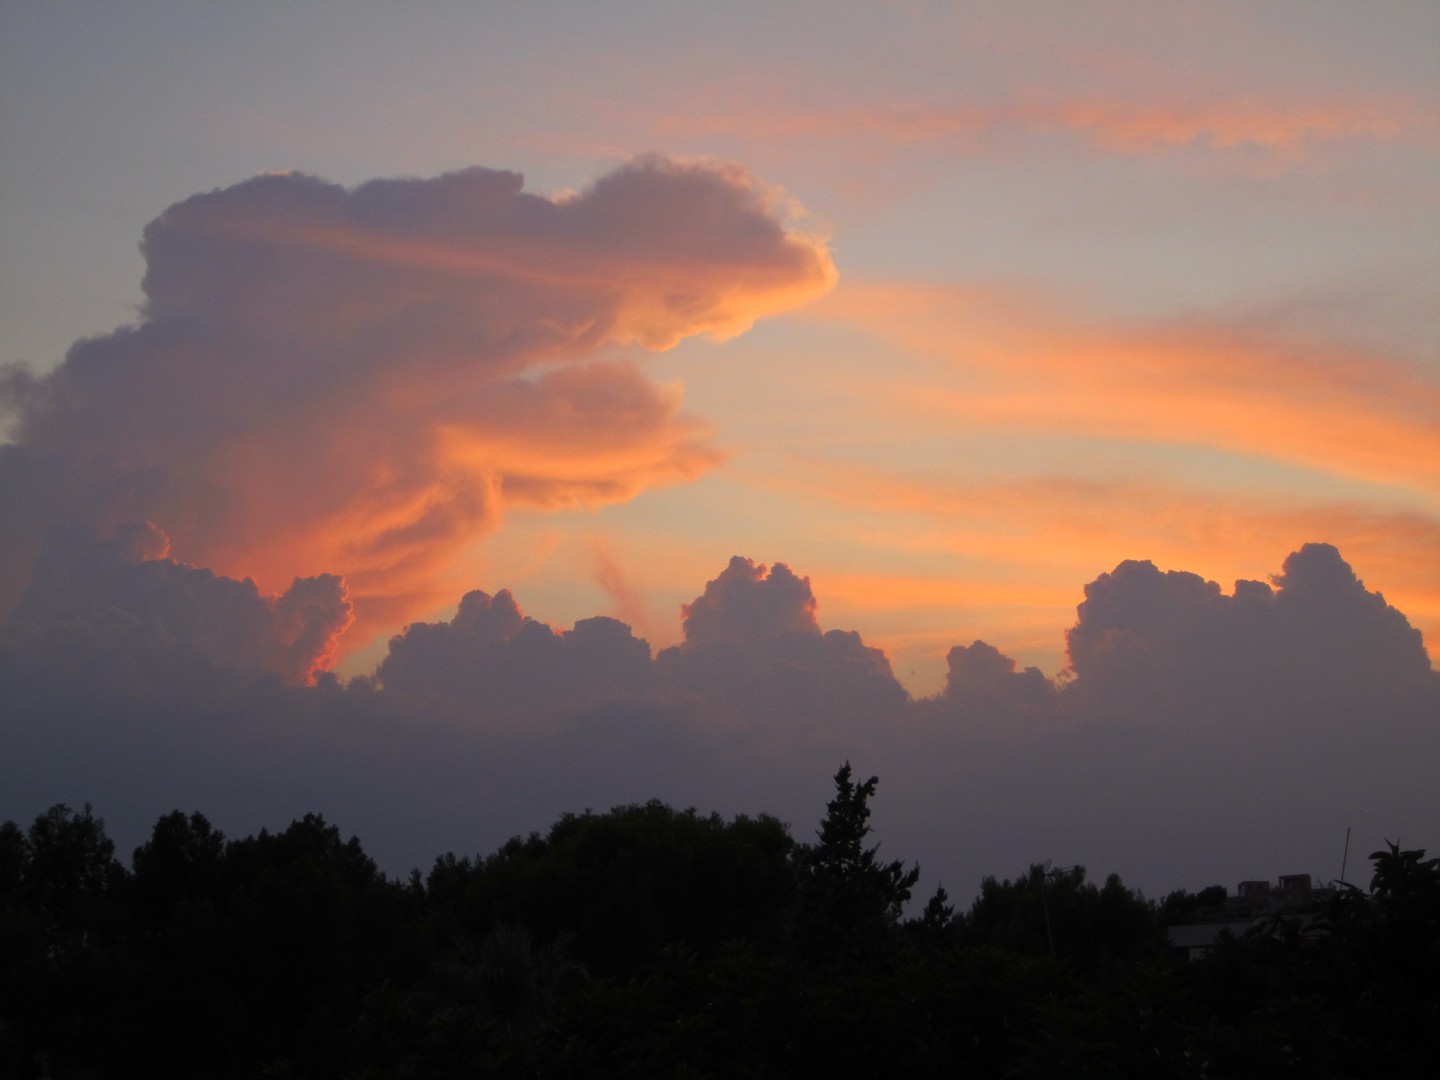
[2,1,1437,903]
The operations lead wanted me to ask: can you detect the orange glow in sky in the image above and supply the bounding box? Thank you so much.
[1,1,1435,692]
[3,0,1438,918]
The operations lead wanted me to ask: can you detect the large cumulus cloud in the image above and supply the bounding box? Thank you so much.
[0,158,836,635]
[1061,542,1435,724]
[926,639,1056,726]
[376,588,655,716]
[655,556,908,732]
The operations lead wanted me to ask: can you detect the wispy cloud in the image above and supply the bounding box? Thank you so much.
[644,95,1440,164]
[813,281,1440,495]
[586,534,659,645]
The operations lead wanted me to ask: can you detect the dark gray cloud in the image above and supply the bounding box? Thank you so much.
[655,556,909,732]
[376,588,655,713]
[8,522,350,684]
[1,545,1435,907]
[1062,542,1436,725]
[923,640,1057,726]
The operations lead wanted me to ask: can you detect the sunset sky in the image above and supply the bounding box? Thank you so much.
[2,2,1437,899]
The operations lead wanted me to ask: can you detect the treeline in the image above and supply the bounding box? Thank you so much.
[1,765,1435,1078]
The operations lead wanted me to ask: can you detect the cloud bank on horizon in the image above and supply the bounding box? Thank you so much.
[2,519,1436,903]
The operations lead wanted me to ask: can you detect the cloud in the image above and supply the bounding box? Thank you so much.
[375,587,654,716]
[655,556,909,731]
[5,522,350,684]
[645,95,1440,164]
[1040,98,1438,154]
[928,640,1056,725]
[0,158,836,640]
[1,544,1435,907]
[870,544,1438,905]
[732,447,1440,686]
[898,541,1436,735]
[1062,543,1437,725]
[811,281,1440,497]
[374,554,908,736]
[675,555,821,648]
[585,535,658,645]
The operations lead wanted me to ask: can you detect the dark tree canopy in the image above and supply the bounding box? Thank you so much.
[426,799,795,977]
[790,762,920,967]
[1,779,1433,1078]
[962,863,1163,972]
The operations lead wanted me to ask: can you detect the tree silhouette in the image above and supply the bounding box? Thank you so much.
[791,762,919,966]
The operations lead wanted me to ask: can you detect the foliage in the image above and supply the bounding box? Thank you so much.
[789,762,919,968]
[961,863,1163,974]
[425,799,795,977]
[1188,840,1440,1077]
[1158,882,1228,924]
[0,779,1433,1077]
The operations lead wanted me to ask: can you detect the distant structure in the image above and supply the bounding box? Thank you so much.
[1168,919,1255,962]
[1167,872,1334,961]
[1232,873,1323,915]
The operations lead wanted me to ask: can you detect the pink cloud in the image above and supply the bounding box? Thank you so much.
[586,535,658,645]
[0,159,836,643]
[644,95,1439,163]
[812,281,1440,495]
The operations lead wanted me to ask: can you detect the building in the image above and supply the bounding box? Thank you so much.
[1166,872,1333,960]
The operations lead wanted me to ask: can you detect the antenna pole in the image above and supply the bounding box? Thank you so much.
[1040,861,1055,958]
[1340,826,1351,884]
